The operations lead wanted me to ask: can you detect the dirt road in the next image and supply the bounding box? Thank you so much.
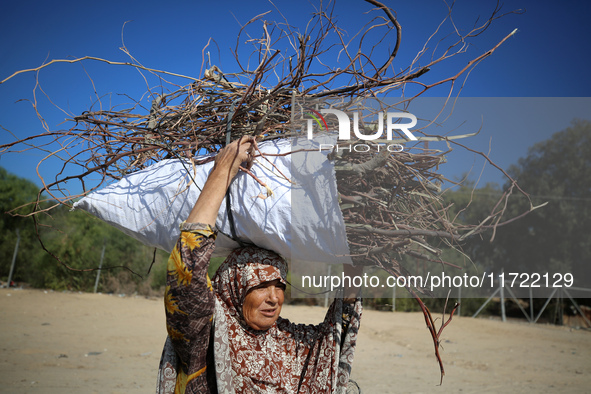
[1,288,589,393]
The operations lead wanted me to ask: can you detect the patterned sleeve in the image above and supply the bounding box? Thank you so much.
[274,294,362,392]
[164,221,217,392]
[321,295,362,334]
[330,297,362,390]
[339,299,361,343]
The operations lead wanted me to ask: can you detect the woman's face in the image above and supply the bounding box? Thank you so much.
[243,279,286,330]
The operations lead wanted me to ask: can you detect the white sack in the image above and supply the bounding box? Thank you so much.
[73,137,352,264]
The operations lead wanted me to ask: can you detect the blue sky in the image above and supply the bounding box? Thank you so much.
[1,0,590,194]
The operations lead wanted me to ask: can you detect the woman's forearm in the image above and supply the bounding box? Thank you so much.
[186,165,234,226]
[343,264,363,303]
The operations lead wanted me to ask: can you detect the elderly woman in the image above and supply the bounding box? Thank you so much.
[156,137,362,393]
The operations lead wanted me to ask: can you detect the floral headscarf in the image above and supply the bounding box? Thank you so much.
[210,246,361,394]
[212,246,288,329]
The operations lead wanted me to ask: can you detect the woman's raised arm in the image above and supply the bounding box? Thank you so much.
[159,136,256,392]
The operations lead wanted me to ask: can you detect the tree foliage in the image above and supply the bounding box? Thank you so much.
[0,168,40,279]
[447,120,591,290]
[501,120,591,282]
[1,166,168,292]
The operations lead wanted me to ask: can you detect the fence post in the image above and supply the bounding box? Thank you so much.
[529,286,534,322]
[7,229,20,287]
[94,240,106,293]
[500,274,506,322]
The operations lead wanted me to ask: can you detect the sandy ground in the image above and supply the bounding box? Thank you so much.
[0,288,590,394]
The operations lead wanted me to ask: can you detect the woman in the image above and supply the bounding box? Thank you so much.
[156,137,362,393]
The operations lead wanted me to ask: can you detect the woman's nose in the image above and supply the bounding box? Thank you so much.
[267,286,279,303]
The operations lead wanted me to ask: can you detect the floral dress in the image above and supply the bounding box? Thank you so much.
[156,222,362,394]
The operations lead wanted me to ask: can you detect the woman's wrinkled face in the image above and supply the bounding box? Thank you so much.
[243,279,286,331]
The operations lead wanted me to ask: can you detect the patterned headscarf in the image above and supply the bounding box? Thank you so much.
[210,246,361,393]
[212,246,287,329]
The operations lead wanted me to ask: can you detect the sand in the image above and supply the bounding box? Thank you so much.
[1,288,589,393]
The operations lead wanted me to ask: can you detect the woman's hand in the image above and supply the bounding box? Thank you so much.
[211,135,256,187]
[186,136,257,226]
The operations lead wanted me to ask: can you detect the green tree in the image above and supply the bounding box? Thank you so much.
[33,205,167,292]
[0,167,41,281]
[0,167,40,222]
[448,120,591,292]
[440,121,591,320]
[0,167,168,292]
[443,181,507,268]
[498,120,591,281]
